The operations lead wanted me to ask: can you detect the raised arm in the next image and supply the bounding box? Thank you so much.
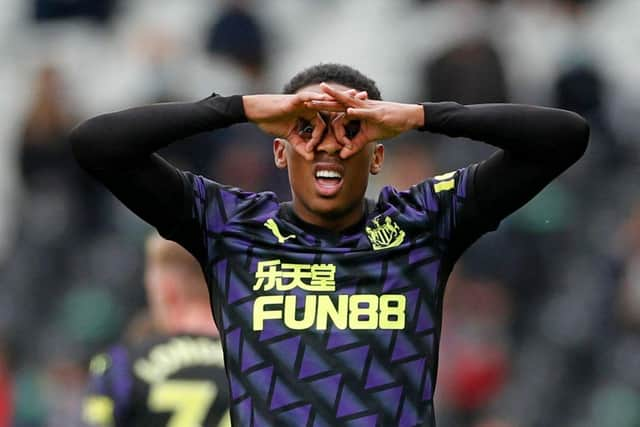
[309,85,588,223]
[421,102,590,226]
[70,95,247,234]
[70,90,352,239]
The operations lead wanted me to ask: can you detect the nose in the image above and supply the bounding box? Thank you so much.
[315,125,341,156]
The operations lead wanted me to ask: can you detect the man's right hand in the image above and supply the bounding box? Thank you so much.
[243,90,367,161]
[242,93,330,160]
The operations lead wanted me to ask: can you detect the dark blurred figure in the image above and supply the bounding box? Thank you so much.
[21,66,76,187]
[424,38,508,104]
[14,65,110,358]
[554,63,623,170]
[20,65,106,233]
[33,0,118,23]
[206,2,266,79]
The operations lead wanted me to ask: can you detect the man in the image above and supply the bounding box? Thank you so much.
[72,63,589,426]
[83,234,230,426]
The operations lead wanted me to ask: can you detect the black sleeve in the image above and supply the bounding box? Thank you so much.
[421,102,589,231]
[70,95,246,254]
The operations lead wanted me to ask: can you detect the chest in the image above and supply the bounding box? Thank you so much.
[207,227,444,337]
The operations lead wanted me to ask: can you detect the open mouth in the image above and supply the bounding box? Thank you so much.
[313,164,344,197]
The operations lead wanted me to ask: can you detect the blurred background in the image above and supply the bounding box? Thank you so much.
[1,0,640,426]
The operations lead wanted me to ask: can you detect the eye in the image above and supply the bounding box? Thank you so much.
[345,120,360,139]
[298,120,314,136]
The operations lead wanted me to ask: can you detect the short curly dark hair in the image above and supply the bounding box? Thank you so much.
[283,63,381,100]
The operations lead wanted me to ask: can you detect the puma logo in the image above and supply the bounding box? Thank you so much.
[264,218,296,244]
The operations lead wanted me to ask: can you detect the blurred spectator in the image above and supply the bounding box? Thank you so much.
[20,65,106,234]
[33,0,118,23]
[553,62,627,176]
[206,3,266,80]
[423,37,508,104]
[21,66,75,186]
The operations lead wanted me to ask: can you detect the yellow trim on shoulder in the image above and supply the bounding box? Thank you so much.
[433,171,457,181]
[434,180,455,193]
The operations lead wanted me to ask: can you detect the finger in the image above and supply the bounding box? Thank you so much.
[345,107,379,121]
[285,125,315,161]
[320,82,364,107]
[286,137,313,161]
[304,100,347,112]
[293,139,314,161]
[306,113,326,152]
[295,91,332,103]
[299,145,314,160]
[331,114,351,148]
[355,91,368,100]
[339,137,369,159]
[339,144,358,159]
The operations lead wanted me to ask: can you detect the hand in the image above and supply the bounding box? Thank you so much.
[305,83,425,159]
[243,89,368,160]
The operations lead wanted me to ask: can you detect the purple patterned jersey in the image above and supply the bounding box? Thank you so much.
[165,165,490,427]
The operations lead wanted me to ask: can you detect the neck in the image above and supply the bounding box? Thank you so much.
[291,198,366,232]
[163,303,219,337]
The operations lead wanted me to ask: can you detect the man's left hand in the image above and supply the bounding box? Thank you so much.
[305,83,425,159]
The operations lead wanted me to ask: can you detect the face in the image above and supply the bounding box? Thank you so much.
[273,83,384,229]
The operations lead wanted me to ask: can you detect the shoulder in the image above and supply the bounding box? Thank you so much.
[377,166,476,208]
[86,344,136,396]
[88,344,133,378]
[180,171,280,224]
[84,344,135,426]
[181,171,278,207]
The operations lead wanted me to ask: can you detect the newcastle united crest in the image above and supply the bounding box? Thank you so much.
[366,215,405,250]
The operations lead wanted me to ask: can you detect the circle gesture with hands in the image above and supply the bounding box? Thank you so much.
[305,83,425,159]
[243,88,369,161]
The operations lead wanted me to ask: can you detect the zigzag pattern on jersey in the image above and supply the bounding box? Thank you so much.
[220,247,441,427]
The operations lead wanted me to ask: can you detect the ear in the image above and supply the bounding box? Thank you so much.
[273,138,288,169]
[369,143,384,175]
